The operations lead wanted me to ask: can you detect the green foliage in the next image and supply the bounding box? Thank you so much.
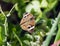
[0,0,60,46]
[0,14,5,24]
[0,13,6,46]
[54,18,60,42]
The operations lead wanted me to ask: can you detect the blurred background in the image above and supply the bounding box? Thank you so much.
[0,0,60,46]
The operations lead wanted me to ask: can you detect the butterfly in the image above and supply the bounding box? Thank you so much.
[20,12,35,33]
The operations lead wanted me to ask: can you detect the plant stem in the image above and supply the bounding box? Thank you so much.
[13,31,23,46]
[0,6,8,42]
[7,3,17,17]
[41,12,60,46]
[54,20,60,42]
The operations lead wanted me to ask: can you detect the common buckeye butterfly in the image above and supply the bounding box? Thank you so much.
[20,12,35,33]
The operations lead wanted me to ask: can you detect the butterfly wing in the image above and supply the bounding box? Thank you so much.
[20,13,35,33]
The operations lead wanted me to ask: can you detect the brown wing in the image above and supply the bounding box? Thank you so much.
[20,13,33,25]
[20,13,35,33]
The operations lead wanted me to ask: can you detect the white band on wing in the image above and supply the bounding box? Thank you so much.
[23,13,30,18]
[27,26,34,31]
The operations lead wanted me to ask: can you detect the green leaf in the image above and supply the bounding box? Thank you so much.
[0,25,5,45]
[0,14,5,24]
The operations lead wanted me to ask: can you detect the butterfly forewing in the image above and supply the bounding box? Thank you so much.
[20,13,35,33]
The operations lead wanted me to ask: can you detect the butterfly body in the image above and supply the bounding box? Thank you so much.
[20,13,35,33]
